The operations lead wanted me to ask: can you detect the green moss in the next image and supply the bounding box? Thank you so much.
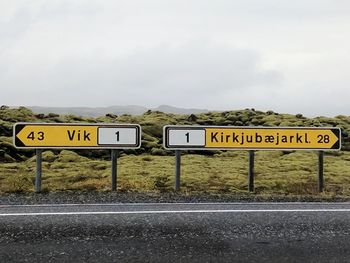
[0,152,350,195]
[0,107,349,195]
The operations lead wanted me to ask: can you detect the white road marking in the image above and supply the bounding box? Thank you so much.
[1,202,349,208]
[1,209,350,216]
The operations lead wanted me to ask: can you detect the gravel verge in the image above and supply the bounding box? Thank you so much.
[0,191,349,205]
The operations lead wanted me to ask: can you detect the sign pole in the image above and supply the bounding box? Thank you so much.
[35,149,42,193]
[248,150,255,192]
[111,150,118,191]
[318,151,324,193]
[175,150,181,191]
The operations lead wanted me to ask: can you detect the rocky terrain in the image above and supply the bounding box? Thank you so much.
[1,106,349,163]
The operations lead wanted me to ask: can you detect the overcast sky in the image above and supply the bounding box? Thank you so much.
[1,0,349,116]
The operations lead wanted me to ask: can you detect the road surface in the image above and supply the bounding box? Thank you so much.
[0,202,350,262]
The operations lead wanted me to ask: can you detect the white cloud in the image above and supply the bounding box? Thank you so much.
[0,42,283,107]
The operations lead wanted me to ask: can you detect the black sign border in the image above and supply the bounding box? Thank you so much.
[163,126,342,151]
[13,123,141,149]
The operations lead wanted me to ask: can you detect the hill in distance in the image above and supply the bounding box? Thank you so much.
[27,105,209,117]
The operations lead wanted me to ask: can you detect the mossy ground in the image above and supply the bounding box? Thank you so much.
[0,107,349,196]
[1,150,349,197]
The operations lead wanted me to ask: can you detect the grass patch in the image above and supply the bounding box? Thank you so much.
[1,151,349,196]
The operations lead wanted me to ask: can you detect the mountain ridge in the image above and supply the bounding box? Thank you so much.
[26,105,209,117]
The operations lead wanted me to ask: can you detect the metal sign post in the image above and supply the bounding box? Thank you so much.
[35,149,42,193]
[13,123,141,192]
[318,151,324,192]
[175,150,181,191]
[248,150,255,192]
[164,125,342,193]
[111,150,118,191]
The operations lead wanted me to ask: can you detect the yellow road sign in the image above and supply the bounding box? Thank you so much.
[164,126,341,150]
[13,123,141,149]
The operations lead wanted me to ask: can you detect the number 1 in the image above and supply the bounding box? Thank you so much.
[116,131,120,141]
[185,132,190,143]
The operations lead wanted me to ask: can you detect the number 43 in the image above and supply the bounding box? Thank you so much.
[27,131,45,141]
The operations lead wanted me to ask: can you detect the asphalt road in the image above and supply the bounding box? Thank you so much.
[1,202,350,262]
